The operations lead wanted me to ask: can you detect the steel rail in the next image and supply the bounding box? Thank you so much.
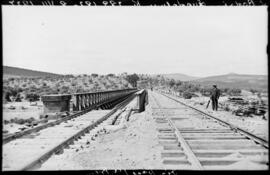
[151,93,204,170]
[159,92,269,148]
[167,118,204,170]
[21,92,137,170]
[3,91,137,144]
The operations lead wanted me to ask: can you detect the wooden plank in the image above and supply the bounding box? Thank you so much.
[158,136,177,140]
[179,129,234,133]
[161,152,186,158]
[193,149,268,154]
[182,133,241,137]
[199,158,268,166]
[167,119,204,170]
[190,144,264,150]
[163,158,190,165]
[195,152,268,158]
[184,136,247,140]
[187,139,254,144]
[163,145,183,150]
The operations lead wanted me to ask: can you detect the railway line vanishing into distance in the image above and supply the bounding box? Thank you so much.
[2,89,268,170]
[3,92,134,145]
[3,90,140,171]
[150,90,268,170]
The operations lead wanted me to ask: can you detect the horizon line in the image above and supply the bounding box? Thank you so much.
[3,65,268,77]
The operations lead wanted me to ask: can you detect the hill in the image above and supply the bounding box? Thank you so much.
[193,73,267,91]
[3,72,133,101]
[3,66,61,78]
[160,73,200,81]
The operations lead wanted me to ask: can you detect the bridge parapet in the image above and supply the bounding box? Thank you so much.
[134,89,148,112]
[41,88,137,114]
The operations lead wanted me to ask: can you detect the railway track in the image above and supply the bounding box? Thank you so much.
[3,93,133,145]
[150,91,268,170]
[3,92,137,171]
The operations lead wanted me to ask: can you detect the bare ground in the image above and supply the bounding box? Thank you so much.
[39,104,163,170]
[3,101,43,134]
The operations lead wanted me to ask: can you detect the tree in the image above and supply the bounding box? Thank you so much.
[169,79,176,88]
[125,74,139,88]
[107,73,115,77]
[176,80,182,87]
[91,73,99,78]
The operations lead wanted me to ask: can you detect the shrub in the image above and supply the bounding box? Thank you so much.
[224,105,230,111]
[24,117,35,124]
[4,120,9,124]
[249,88,258,95]
[91,73,99,78]
[15,94,22,102]
[228,88,241,96]
[64,74,74,78]
[176,80,182,87]
[25,93,40,101]
[169,79,176,88]
[5,92,12,102]
[183,91,193,99]
[14,118,25,125]
[200,88,212,96]
[107,73,115,77]
[71,82,77,86]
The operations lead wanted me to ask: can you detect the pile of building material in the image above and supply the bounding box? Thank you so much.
[222,97,268,118]
[228,97,249,105]
[8,105,16,110]
[231,104,267,117]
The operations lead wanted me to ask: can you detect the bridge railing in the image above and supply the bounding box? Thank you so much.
[41,88,138,114]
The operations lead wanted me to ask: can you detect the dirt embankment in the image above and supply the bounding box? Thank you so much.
[39,103,163,170]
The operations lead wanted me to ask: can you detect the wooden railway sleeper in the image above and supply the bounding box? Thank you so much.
[160,92,269,149]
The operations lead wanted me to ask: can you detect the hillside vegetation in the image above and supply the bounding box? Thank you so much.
[154,73,267,92]
[3,66,267,103]
[193,73,267,91]
[3,66,61,78]
[137,74,267,98]
[3,71,133,103]
[159,73,200,81]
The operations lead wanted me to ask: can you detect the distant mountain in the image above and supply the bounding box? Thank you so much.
[161,73,200,81]
[193,73,268,91]
[3,66,61,78]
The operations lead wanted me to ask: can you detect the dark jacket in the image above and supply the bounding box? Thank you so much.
[210,87,220,99]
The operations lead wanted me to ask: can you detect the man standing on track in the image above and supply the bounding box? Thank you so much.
[210,85,221,111]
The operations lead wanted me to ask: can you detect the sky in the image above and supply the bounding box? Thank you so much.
[2,6,268,77]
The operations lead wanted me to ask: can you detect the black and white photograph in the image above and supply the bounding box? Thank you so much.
[2,4,268,171]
